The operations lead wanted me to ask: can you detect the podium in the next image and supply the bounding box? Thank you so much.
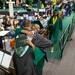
[0,50,13,74]
[0,51,12,69]
[0,31,16,75]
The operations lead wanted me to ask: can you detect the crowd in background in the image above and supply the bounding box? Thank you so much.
[0,0,75,75]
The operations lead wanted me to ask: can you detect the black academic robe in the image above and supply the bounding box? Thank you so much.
[13,49,37,75]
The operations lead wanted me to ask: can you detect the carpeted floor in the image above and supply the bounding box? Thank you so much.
[43,27,75,75]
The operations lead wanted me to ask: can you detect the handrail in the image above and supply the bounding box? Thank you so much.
[59,14,75,50]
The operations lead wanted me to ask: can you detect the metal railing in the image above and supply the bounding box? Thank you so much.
[59,15,75,51]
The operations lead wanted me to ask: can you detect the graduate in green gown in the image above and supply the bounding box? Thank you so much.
[47,10,58,40]
[47,10,62,43]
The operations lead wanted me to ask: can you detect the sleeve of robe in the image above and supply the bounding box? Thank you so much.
[32,32,53,50]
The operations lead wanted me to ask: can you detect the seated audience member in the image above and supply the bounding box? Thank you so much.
[3,15,11,30]
[64,1,71,16]
[18,19,25,28]
[13,19,19,28]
